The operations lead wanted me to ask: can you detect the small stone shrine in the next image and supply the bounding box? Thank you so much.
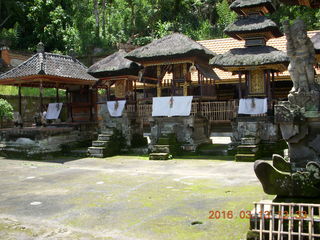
[210,0,289,161]
[87,50,143,157]
[126,33,216,159]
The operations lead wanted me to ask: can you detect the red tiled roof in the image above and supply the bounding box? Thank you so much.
[197,30,320,83]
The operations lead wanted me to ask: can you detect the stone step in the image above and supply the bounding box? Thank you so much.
[241,138,260,145]
[151,145,170,153]
[88,146,106,156]
[149,153,170,161]
[90,153,105,158]
[98,134,112,141]
[92,140,109,147]
[235,153,257,162]
[237,145,259,154]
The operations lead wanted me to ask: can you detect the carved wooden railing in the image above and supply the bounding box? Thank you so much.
[126,100,238,126]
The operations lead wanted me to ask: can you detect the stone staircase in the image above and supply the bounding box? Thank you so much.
[235,137,260,162]
[149,137,170,160]
[88,128,114,158]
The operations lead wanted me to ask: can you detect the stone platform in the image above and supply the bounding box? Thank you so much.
[0,122,97,156]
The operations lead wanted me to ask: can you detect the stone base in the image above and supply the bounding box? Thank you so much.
[235,153,257,162]
[149,153,170,160]
[0,124,97,157]
[149,115,211,152]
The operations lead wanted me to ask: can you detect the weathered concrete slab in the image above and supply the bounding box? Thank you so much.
[0,156,270,240]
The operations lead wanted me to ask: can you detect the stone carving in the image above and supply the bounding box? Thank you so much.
[283,19,319,110]
[254,19,320,198]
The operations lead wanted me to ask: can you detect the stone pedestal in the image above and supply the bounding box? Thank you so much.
[232,116,283,161]
[98,103,139,146]
[149,115,211,152]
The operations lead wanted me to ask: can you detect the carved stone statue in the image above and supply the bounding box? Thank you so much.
[284,19,316,93]
[254,19,320,198]
[283,19,319,110]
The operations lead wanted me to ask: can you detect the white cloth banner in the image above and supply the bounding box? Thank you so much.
[46,103,63,120]
[152,96,193,117]
[238,98,268,115]
[107,100,126,117]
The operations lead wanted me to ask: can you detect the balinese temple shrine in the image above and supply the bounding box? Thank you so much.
[126,33,219,159]
[0,42,99,156]
[87,49,148,157]
[210,0,289,161]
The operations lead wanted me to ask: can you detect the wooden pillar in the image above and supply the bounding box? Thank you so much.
[238,73,242,99]
[56,83,59,102]
[89,87,93,121]
[143,79,146,98]
[271,71,275,99]
[157,65,162,97]
[18,85,22,116]
[39,81,43,112]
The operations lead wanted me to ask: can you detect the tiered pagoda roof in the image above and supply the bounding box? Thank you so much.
[210,0,288,71]
[210,46,288,71]
[88,49,141,78]
[126,33,215,63]
[230,0,277,15]
[224,15,282,40]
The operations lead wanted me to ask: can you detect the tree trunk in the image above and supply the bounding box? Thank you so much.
[93,0,100,39]
[101,0,106,38]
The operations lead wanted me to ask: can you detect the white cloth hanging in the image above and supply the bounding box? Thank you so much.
[152,96,193,117]
[46,103,63,120]
[238,98,268,115]
[107,100,126,117]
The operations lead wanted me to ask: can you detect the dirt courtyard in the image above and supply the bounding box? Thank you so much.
[0,156,271,240]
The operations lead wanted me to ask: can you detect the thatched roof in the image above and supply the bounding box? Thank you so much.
[88,50,141,78]
[209,45,289,69]
[0,52,97,83]
[311,32,320,54]
[126,33,215,62]
[230,0,276,14]
[224,15,283,40]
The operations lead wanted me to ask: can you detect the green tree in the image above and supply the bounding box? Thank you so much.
[0,98,13,128]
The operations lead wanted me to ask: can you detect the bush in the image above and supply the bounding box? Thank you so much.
[131,133,148,148]
[0,98,13,128]
[168,133,183,157]
[106,128,127,156]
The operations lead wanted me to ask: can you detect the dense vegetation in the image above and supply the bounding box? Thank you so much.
[1,0,319,56]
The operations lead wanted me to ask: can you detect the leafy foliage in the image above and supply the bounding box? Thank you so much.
[0,98,13,127]
[0,1,319,55]
[106,128,127,156]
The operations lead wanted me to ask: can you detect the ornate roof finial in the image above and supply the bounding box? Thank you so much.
[37,42,45,53]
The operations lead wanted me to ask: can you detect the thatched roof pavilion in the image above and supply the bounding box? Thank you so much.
[88,49,141,78]
[125,33,218,99]
[230,0,277,15]
[211,0,287,99]
[126,33,215,63]
[210,46,289,71]
[88,49,145,100]
[224,15,283,40]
